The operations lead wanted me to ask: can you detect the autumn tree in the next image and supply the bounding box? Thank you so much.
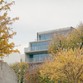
[41,24,83,83]
[39,48,83,83]
[0,0,19,57]
[67,23,83,50]
[11,62,28,83]
[49,34,67,55]
[26,68,41,83]
[49,24,83,55]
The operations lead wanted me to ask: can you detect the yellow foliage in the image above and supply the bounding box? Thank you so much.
[0,0,19,57]
[49,24,83,55]
[39,48,83,83]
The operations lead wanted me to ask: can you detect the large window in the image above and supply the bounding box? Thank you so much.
[38,33,52,41]
[30,41,49,51]
[28,54,50,63]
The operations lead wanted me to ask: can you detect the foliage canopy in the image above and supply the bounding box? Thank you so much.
[39,48,83,83]
[0,0,19,57]
[11,62,28,83]
[49,24,83,55]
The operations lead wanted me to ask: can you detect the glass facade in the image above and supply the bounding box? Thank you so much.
[27,54,49,63]
[25,27,73,63]
[38,33,52,41]
[30,41,50,51]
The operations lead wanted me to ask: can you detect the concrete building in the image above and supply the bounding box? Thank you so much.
[24,27,74,68]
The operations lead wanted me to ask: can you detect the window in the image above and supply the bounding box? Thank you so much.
[38,33,52,40]
[30,41,49,51]
[28,54,50,62]
[29,54,33,58]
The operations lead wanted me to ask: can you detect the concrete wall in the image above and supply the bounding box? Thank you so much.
[0,61,17,83]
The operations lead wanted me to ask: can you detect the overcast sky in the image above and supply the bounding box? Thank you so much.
[4,0,83,63]
[10,0,83,53]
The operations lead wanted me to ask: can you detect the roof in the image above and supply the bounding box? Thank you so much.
[37,27,74,35]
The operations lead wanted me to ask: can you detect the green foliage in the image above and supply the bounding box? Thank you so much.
[39,75,55,83]
[11,62,28,83]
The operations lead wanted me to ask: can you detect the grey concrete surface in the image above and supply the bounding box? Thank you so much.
[0,61,17,83]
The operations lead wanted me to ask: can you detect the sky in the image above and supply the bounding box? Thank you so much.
[3,0,83,63]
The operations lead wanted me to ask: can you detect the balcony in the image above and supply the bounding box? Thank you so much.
[24,47,48,54]
[26,54,52,63]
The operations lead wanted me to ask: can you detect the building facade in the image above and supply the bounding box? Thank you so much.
[24,27,74,65]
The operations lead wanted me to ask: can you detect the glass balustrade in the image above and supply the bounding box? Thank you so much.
[27,54,50,63]
[30,41,50,51]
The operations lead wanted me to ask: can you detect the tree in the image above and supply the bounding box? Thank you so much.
[67,23,83,50]
[11,62,28,83]
[0,0,19,57]
[42,24,83,83]
[39,48,83,83]
[49,24,83,55]
[49,34,67,55]
[26,68,40,83]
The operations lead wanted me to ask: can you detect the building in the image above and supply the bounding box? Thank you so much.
[24,27,74,68]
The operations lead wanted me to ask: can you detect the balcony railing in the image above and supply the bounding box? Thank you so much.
[26,55,52,63]
[24,48,30,52]
[24,47,48,53]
